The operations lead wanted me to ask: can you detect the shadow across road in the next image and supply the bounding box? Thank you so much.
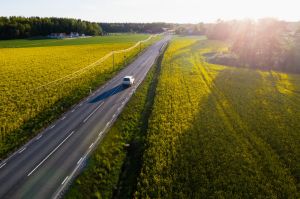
[89,84,127,103]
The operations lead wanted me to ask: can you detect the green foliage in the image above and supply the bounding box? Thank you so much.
[135,37,300,198]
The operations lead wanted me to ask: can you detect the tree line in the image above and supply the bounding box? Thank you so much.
[0,17,175,39]
[0,16,102,39]
[100,22,173,34]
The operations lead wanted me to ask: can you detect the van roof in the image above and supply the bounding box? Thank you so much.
[124,76,133,78]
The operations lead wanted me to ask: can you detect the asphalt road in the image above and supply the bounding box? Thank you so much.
[0,35,170,199]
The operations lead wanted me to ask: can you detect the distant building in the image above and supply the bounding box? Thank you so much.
[48,32,89,39]
[70,32,80,38]
[48,33,67,39]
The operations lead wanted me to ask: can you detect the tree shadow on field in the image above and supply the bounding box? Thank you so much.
[140,68,299,198]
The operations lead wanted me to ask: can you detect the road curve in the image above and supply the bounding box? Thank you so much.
[0,35,170,199]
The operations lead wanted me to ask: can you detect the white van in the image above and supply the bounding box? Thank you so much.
[122,76,135,87]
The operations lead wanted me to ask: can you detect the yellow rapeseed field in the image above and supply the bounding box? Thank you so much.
[0,34,158,158]
[136,37,300,198]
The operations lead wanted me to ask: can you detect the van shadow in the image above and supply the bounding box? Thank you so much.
[89,84,126,103]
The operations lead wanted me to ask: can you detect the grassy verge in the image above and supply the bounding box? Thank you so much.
[65,47,165,199]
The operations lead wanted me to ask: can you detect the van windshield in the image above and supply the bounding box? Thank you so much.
[124,78,130,81]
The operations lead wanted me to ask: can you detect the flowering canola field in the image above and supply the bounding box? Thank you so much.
[0,34,157,158]
[136,37,300,198]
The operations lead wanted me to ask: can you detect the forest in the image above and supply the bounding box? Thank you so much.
[0,16,102,39]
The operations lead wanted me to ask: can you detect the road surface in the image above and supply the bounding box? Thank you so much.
[0,35,170,199]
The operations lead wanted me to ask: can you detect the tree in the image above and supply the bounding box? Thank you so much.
[205,19,233,40]
[231,19,287,70]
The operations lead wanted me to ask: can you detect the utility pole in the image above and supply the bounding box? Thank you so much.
[124,55,127,66]
[112,51,115,71]
[139,42,142,53]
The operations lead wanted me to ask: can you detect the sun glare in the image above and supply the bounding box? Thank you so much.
[153,0,300,23]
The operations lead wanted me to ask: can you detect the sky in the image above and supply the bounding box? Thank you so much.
[1,0,299,23]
